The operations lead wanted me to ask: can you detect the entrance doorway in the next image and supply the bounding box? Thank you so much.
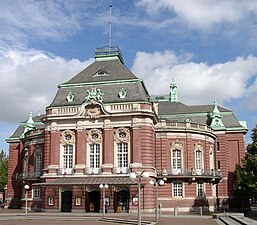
[61,190,72,212]
[115,190,129,213]
[86,191,100,212]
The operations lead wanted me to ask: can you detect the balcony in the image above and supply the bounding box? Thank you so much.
[157,168,222,183]
[16,172,42,180]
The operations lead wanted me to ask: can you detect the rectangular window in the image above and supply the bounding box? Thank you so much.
[197,183,204,197]
[173,183,183,197]
[63,145,73,169]
[35,154,42,173]
[33,186,41,199]
[90,144,100,168]
[116,143,128,168]
[195,150,202,170]
[172,150,181,169]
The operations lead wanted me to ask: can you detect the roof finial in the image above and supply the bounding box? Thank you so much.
[108,2,112,51]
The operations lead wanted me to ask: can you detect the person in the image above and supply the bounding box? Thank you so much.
[105,201,108,213]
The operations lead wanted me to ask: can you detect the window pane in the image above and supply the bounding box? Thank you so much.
[90,144,100,168]
[33,187,40,199]
[116,143,128,168]
[197,183,204,197]
[195,150,202,170]
[173,183,183,197]
[63,145,73,169]
[173,150,181,169]
[35,154,42,173]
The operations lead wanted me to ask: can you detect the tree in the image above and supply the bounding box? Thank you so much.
[235,126,257,206]
[0,150,8,192]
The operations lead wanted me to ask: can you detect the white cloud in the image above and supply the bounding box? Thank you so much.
[0,0,89,47]
[131,50,257,105]
[0,48,93,123]
[136,0,257,30]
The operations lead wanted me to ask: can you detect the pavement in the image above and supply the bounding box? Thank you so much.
[0,208,218,225]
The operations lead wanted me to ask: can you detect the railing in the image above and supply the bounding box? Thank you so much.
[163,121,213,132]
[84,167,102,175]
[157,168,221,177]
[95,46,121,55]
[112,167,130,174]
[16,172,42,180]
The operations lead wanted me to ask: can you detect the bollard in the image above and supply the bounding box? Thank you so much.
[199,206,203,216]
[158,203,162,216]
[174,206,178,216]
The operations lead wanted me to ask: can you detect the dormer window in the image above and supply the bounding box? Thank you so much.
[93,70,110,77]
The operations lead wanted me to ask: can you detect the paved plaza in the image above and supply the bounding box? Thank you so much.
[0,209,218,225]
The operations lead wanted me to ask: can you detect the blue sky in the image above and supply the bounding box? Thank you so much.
[1,0,257,153]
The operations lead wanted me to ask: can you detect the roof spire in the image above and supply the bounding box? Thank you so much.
[210,100,225,129]
[169,78,178,102]
[108,2,112,50]
[20,112,36,138]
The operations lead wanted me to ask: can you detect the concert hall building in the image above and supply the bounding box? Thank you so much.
[6,46,247,213]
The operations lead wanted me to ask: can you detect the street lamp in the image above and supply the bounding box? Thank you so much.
[149,179,165,222]
[24,184,30,216]
[238,186,244,213]
[130,171,150,225]
[99,184,109,217]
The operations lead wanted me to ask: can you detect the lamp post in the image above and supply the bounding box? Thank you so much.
[24,184,30,216]
[130,171,150,225]
[238,186,244,213]
[99,184,109,217]
[149,179,165,223]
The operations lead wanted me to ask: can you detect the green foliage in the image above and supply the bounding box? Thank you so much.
[235,126,257,200]
[0,150,8,192]
[246,126,257,155]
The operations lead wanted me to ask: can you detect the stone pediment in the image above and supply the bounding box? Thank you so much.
[76,100,109,119]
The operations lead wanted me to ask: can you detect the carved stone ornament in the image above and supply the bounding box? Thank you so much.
[87,129,102,144]
[171,140,183,150]
[85,104,101,118]
[60,130,75,145]
[86,185,99,192]
[66,92,75,102]
[113,185,129,192]
[114,128,130,142]
[194,141,203,151]
[85,87,104,102]
[61,186,72,192]
[118,88,127,99]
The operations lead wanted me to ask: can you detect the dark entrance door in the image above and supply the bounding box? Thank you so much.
[87,191,100,212]
[114,190,129,213]
[61,190,72,212]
